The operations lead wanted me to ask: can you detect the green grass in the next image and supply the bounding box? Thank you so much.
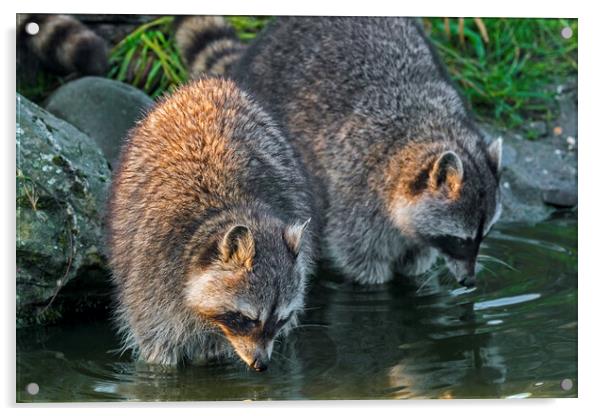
[223,17,578,136]
[107,16,187,99]
[17,70,66,104]
[226,16,273,41]
[22,16,577,137]
[425,18,577,134]
[106,16,272,99]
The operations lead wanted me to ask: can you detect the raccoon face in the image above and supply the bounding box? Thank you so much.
[391,138,503,287]
[184,220,309,371]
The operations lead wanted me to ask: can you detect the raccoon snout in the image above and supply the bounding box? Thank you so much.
[229,336,273,372]
[250,348,270,372]
[251,357,268,372]
[445,257,477,288]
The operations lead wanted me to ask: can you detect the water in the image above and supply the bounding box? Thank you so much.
[16,216,577,402]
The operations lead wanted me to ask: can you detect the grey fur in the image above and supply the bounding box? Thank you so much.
[232,17,502,286]
[174,16,246,78]
[17,14,108,76]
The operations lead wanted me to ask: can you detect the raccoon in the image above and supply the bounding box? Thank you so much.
[106,78,316,370]
[231,17,502,287]
[17,14,108,76]
[174,15,246,78]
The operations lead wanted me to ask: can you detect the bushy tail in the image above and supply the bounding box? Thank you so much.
[174,15,245,78]
[17,14,108,76]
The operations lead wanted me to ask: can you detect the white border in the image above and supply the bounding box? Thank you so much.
[2,0,599,414]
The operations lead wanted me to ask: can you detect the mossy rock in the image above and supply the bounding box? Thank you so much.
[16,94,112,327]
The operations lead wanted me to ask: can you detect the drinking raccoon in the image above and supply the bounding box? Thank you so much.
[228,17,502,287]
[106,78,316,370]
[17,14,108,76]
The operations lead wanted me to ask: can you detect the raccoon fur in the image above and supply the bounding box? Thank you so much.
[17,14,108,76]
[106,78,316,369]
[174,15,246,78]
[231,17,503,287]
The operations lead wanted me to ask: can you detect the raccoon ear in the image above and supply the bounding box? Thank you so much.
[429,151,464,195]
[219,225,255,269]
[284,218,311,257]
[487,137,503,176]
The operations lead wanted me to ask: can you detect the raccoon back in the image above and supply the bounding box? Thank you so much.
[106,78,315,290]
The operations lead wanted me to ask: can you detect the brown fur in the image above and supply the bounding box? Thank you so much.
[106,77,315,367]
[381,141,464,209]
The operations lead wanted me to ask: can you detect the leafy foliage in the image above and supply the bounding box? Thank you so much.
[17,71,66,104]
[25,15,576,135]
[424,18,577,132]
[226,16,273,41]
[107,16,272,99]
[107,16,187,99]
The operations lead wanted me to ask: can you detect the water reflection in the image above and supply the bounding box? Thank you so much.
[16,217,577,401]
[309,276,510,399]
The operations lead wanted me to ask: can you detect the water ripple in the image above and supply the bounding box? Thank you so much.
[474,293,542,311]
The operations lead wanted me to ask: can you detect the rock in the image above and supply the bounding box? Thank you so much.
[555,79,578,141]
[44,77,154,166]
[542,189,578,207]
[16,94,112,327]
[478,77,578,224]
[481,126,578,223]
[525,121,547,138]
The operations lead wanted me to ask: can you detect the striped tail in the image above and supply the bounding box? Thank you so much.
[17,14,108,76]
[174,16,246,78]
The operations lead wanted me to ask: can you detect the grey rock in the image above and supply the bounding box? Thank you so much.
[555,79,578,140]
[16,94,111,327]
[542,189,578,207]
[526,121,547,138]
[477,77,578,224]
[481,126,577,223]
[44,77,154,166]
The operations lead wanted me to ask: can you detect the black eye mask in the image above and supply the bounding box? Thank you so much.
[214,311,292,338]
[214,312,259,335]
[429,216,487,261]
[429,235,478,260]
[261,314,292,340]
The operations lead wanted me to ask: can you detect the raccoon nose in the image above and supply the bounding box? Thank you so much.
[251,358,268,372]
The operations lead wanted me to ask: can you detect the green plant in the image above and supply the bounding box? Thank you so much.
[107,16,577,137]
[226,16,273,42]
[108,16,187,99]
[424,18,578,134]
[17,71,66,104]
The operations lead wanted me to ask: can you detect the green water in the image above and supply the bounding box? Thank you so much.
[16,216,577,401]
